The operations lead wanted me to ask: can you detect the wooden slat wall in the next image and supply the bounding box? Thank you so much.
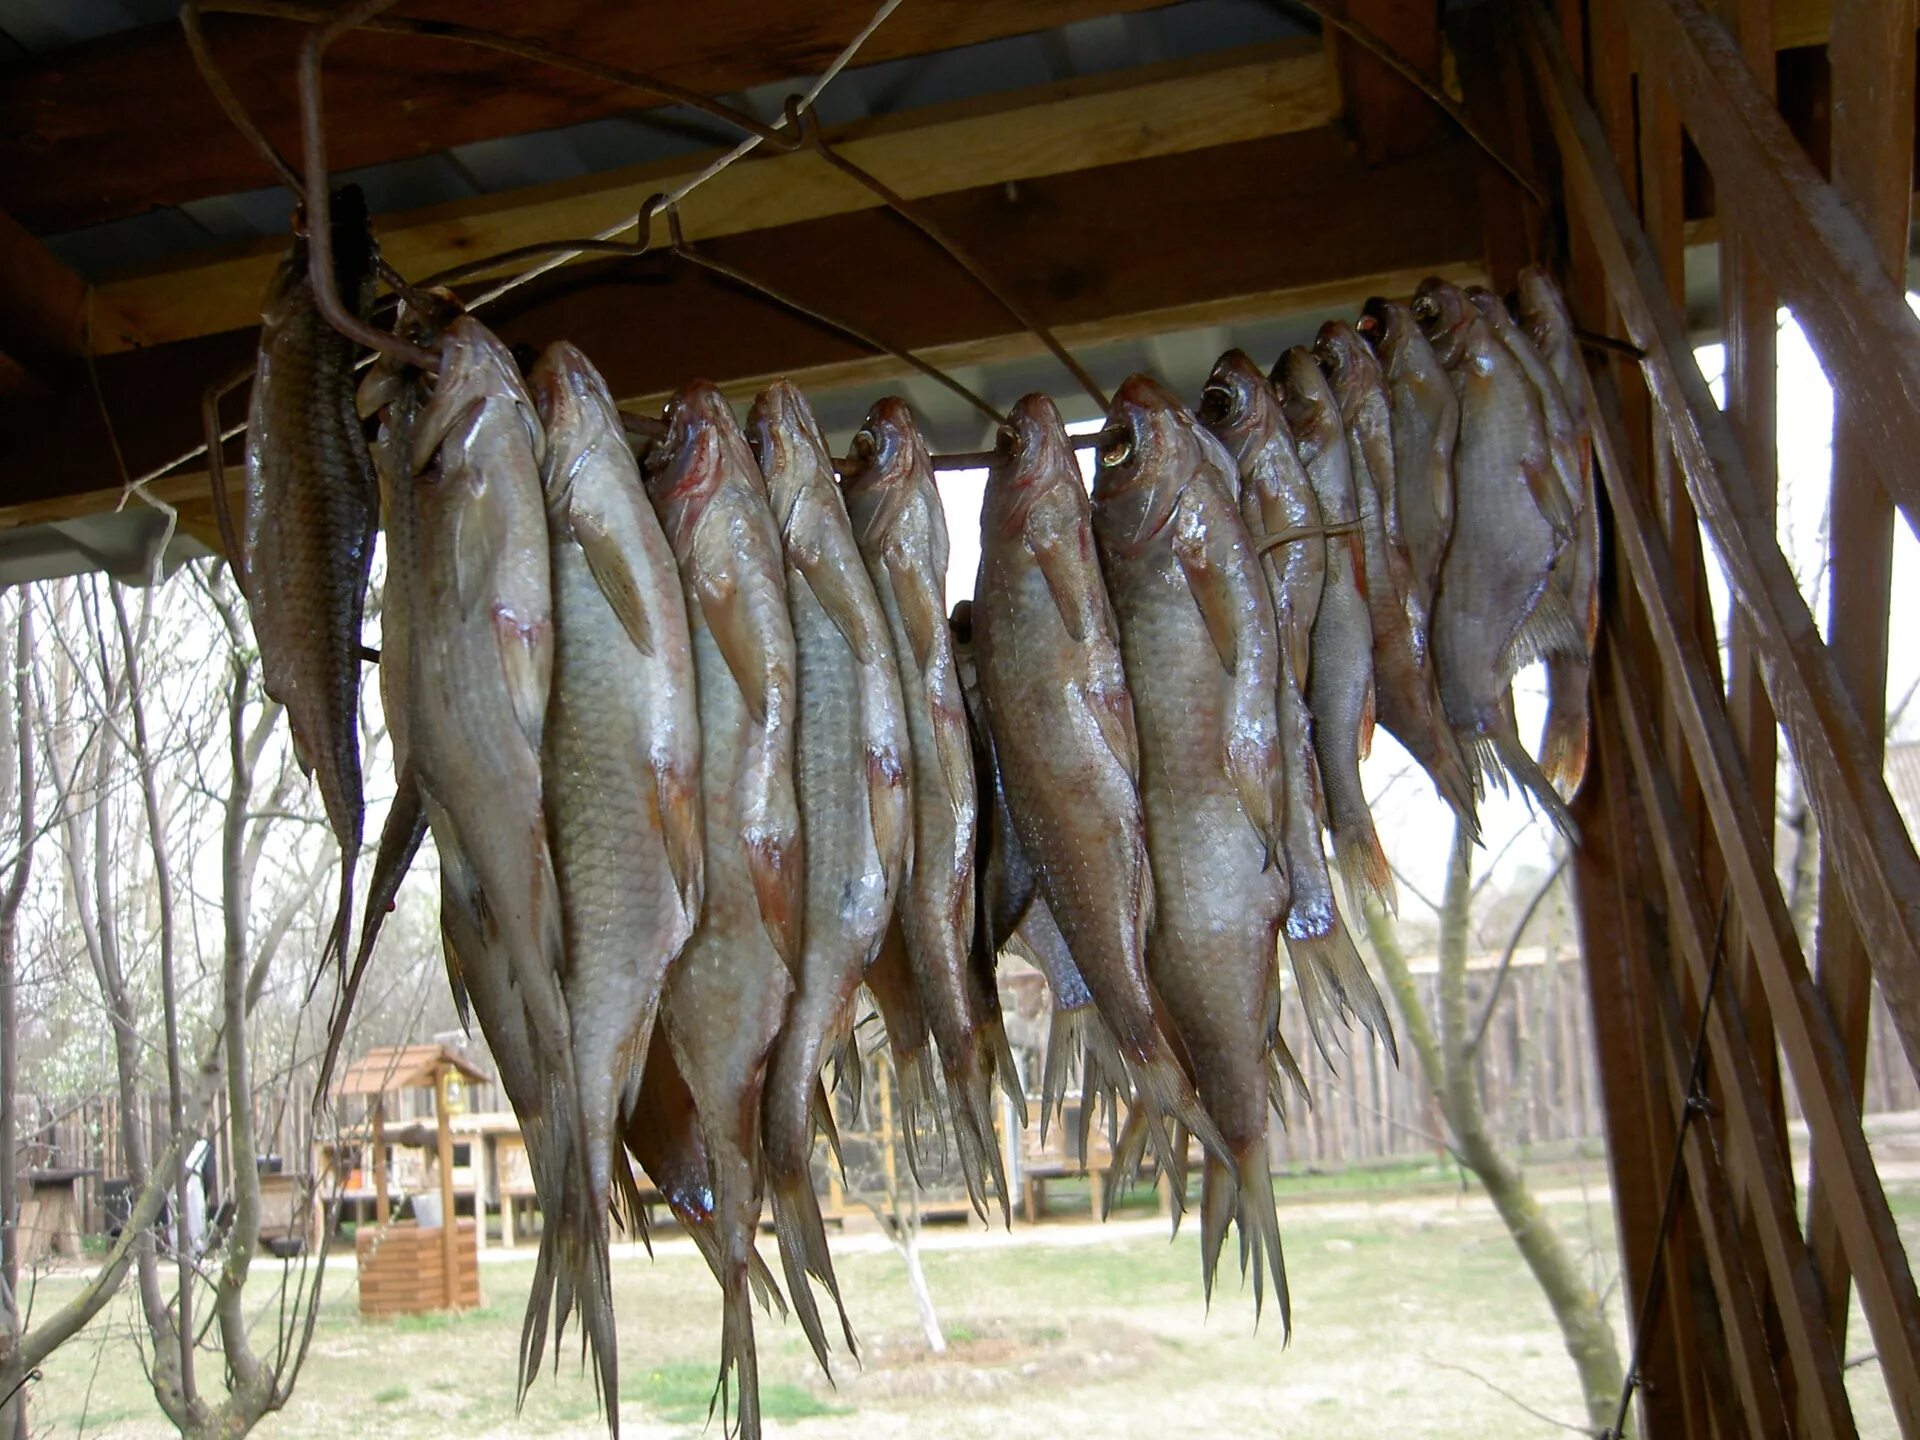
[1517,0,1920,1431]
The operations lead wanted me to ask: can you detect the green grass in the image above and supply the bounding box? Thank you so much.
[11,1171,1912,1438]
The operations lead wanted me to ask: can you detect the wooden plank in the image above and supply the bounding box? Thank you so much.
[1326,0,1444,161]
[96,41,1340,352]
[1567,662,1694,1440]
[0,126,1486,526]
[0,0,1175,234]
[1806,0,1915,1345]
[1524,0,1920,1116]
[1604,651,1856,1440]
[1621,0,1920,544]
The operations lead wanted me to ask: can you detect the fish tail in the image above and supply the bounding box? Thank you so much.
[1332,821,1396,917]
[1122,1042,1229,1202]
[981,1010,1030,1130]
[1540,657,1593,799]
[1492,726,1579,841]
[947,1055,1011,1225]
[1199,1155,1240,1307]
[768,1169,857,1379]
[1285,922,1397,1064]
[749,1244,788,1319]
[1039,1005,1085,1146]
[711,1251,763,1440]
[890,1045,945,1188]
[1102,1107,1152,1216]
[1235,1145,1291,1335]
[1080,1016,1130,1164]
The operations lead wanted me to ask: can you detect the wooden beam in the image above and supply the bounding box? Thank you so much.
[1623,0,1920,545]
[1525,0,1920,1121]
[1806,0,1914,1347]
[1603,649,1855,1440]
[0,0,1183,234]
[1326,0,1444,162]
[94,42,1339,352]
[1523,6,1920,1426]
[0,209,143,384]
[0,127,1485,527]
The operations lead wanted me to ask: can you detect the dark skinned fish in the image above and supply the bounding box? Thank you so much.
[643,381,799,1440]
[1091,375,1291,1320]
[404,317,611,1417]
[750,380,908,1375]
[842,398,1015,1221]
[1416,278,1580,834]
[1317,322,1478,835]
[1199,353,1393,1060]
[1274,347,1396,913]
[1514,266,1601,798]
[974,392,1227,1207]
[242,185,378,979]
[531,342,702,1252]
[1357,297,1457,612]
[863,918,944,1178]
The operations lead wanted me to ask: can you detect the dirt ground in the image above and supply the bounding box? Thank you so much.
[13,1166,1912,1438]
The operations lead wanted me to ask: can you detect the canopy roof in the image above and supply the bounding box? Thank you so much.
[333,1044,488,1098]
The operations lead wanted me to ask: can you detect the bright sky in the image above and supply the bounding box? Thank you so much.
[929,313,1920,907]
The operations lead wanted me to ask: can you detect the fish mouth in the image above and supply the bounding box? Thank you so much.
[1196,378,1241,430]
[1357,297,1395,352]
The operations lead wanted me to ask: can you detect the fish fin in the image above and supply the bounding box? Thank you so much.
[1123,1040,1230,1197]
[891,1045,944,1188]
[791,529,882,666]
[612,1148,653,1253]
[746,828,805,979]
[983,1007,1029,1131]
[1027,527,1089,644]
[1103,1108,1151,1216]
[450,448,508,621]
[1540,656,1593,799]
[1333,820,1396,917]
[1500,584,1585,677]
[318,775,428,1101]
[885,544,950,684]
[748,1244,788,1320]
[1491,721,1580,841]
[1521,453,1577,540]
[1082,678,1142,788]
[768,1170,858,1380]
[1171,509,1240,678]
[1039,1006,1084,1147]
[691,555,769,726]
[1286,921,1397,1065]
[866,743,912,903]
[1238,1146,1291,1334]
[570,499,657,657]
[710,1250,763,1440]
[1386,707,1481,844]
[1199,1156,1240,1308]
[930,699,977,843]
[492,609,552,758]
[655,760,705,931]
[812,1078,846,1180]
[945,1054,1011,1226]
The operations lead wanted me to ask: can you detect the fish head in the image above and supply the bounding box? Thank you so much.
[746,379,836,533]
[1314,319,1383,415]
[1357,296,1413,369]
[840,396,932,548]
[1514,265,1577,361]
[1274,346,1341,463]
[1413,278,1482,370]
[1197,349,1277,462]
[983,392,1078,540]
[358,287,464,422]
[949,597,974,646]
[643,380,741,550]
[409,315,544,479]
[527,341,627,512]
[1090,373,1194,555]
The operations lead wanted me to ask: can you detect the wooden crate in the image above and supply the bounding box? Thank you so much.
[355,1219,481,1318]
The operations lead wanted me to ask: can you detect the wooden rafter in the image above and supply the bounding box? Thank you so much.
[0,0,1174,233]
[93,40,1339,352]
[0,125,1485,532]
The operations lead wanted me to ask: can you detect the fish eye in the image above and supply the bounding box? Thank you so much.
[1099,435,1132,469]
[849,428,877,464]
[1412,293,1441,325]
[1198,384,1237,423]
[996,422,1022,456]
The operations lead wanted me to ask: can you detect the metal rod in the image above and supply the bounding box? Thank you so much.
[296,0,438,371]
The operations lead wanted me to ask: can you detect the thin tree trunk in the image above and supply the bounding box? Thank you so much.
[1,598,36,1440]
[1368,821,1628,1435]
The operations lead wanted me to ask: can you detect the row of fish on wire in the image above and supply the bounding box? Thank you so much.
[228,180,1599,1435]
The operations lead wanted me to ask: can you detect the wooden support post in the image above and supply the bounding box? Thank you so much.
[371,1099,388,1227]
[1806,0,1914,1345]
[435,1065,458,1310]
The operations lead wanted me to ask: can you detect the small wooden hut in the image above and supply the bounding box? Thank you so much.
[333,1044,487,1318]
